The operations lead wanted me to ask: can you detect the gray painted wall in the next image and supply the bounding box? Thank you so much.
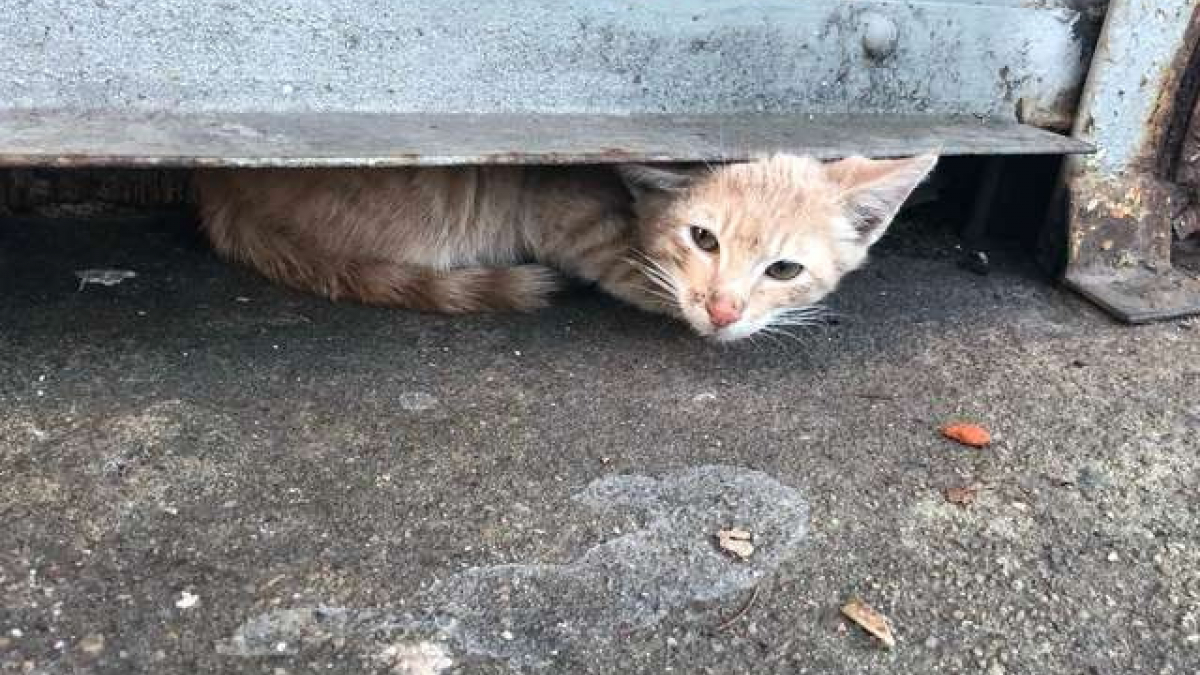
[2,0,1100,122]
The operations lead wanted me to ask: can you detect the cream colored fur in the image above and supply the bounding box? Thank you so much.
[194,153,936,340]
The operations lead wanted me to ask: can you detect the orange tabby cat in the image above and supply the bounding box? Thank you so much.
[194,153,935,341]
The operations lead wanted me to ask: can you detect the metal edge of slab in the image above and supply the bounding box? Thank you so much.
[1063,269,1200,324]
[0,111,1095,168]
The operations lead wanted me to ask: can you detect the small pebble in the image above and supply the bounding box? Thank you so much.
[79,634,105,656]
[176,590,200,609]
[398,392,439,412]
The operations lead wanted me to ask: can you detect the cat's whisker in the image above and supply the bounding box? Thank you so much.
[758,327,793,345]
[629,277,678,310]
[638,287,679,307]
[643,270,675,294]
[761,326,811,346]
[778,303,830,316]
[769,320,830,334]
[632,253,677,289]
[753,329,787,350]
[623,252,681,308]
[630,265,676,300]
[771,305,835,328]
[771,314,828,325]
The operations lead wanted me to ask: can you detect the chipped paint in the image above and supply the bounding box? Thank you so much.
[1058,0,1200,322]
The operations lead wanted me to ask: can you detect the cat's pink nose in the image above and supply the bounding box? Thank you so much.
[706,297,742,328]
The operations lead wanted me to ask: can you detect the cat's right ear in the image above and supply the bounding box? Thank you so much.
[824,153,939,246]
[616,164,695,201]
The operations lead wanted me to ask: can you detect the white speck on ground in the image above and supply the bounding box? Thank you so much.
[398,392,439,412]
[176,590,200,609]
[79,634,105,655]
[379,641,453,675]
[75,269,136,290]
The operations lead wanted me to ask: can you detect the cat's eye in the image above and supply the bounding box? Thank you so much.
[765,260,804,280]
[690,226,719,252]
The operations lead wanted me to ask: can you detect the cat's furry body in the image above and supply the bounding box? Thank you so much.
[195,154,935,340]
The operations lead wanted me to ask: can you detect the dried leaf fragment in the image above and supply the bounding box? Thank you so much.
[716,528,755,561]
[841,597,896,649]
[944,482,983,506]
[940,422,991,448]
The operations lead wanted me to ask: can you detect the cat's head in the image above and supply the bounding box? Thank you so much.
[618,153,937,341]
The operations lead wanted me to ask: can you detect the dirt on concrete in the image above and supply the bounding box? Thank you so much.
[1,212,1198,674]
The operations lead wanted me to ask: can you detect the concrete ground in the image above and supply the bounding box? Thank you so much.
[1,209,1198,675]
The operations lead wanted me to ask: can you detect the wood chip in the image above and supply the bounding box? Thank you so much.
[944,482,983,506]
[940,422,991,448]
[716,528,755,560]
[840,597,896,649]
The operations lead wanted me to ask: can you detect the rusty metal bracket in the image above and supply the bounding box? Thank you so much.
[1060,0,1200,324]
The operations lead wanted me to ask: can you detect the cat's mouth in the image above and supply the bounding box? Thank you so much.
[695,305,830,342]
[677,304,760,342]
[682,311,765,342]
[710,320,766,342]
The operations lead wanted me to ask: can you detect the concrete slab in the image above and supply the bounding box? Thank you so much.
[0,111,1091,168]
[1,211,1198,674]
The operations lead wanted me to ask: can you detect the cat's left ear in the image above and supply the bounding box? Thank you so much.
[616,164,696,201]
[825,153,938,246]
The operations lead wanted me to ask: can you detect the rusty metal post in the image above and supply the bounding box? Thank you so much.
[1060,0,1200,323]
